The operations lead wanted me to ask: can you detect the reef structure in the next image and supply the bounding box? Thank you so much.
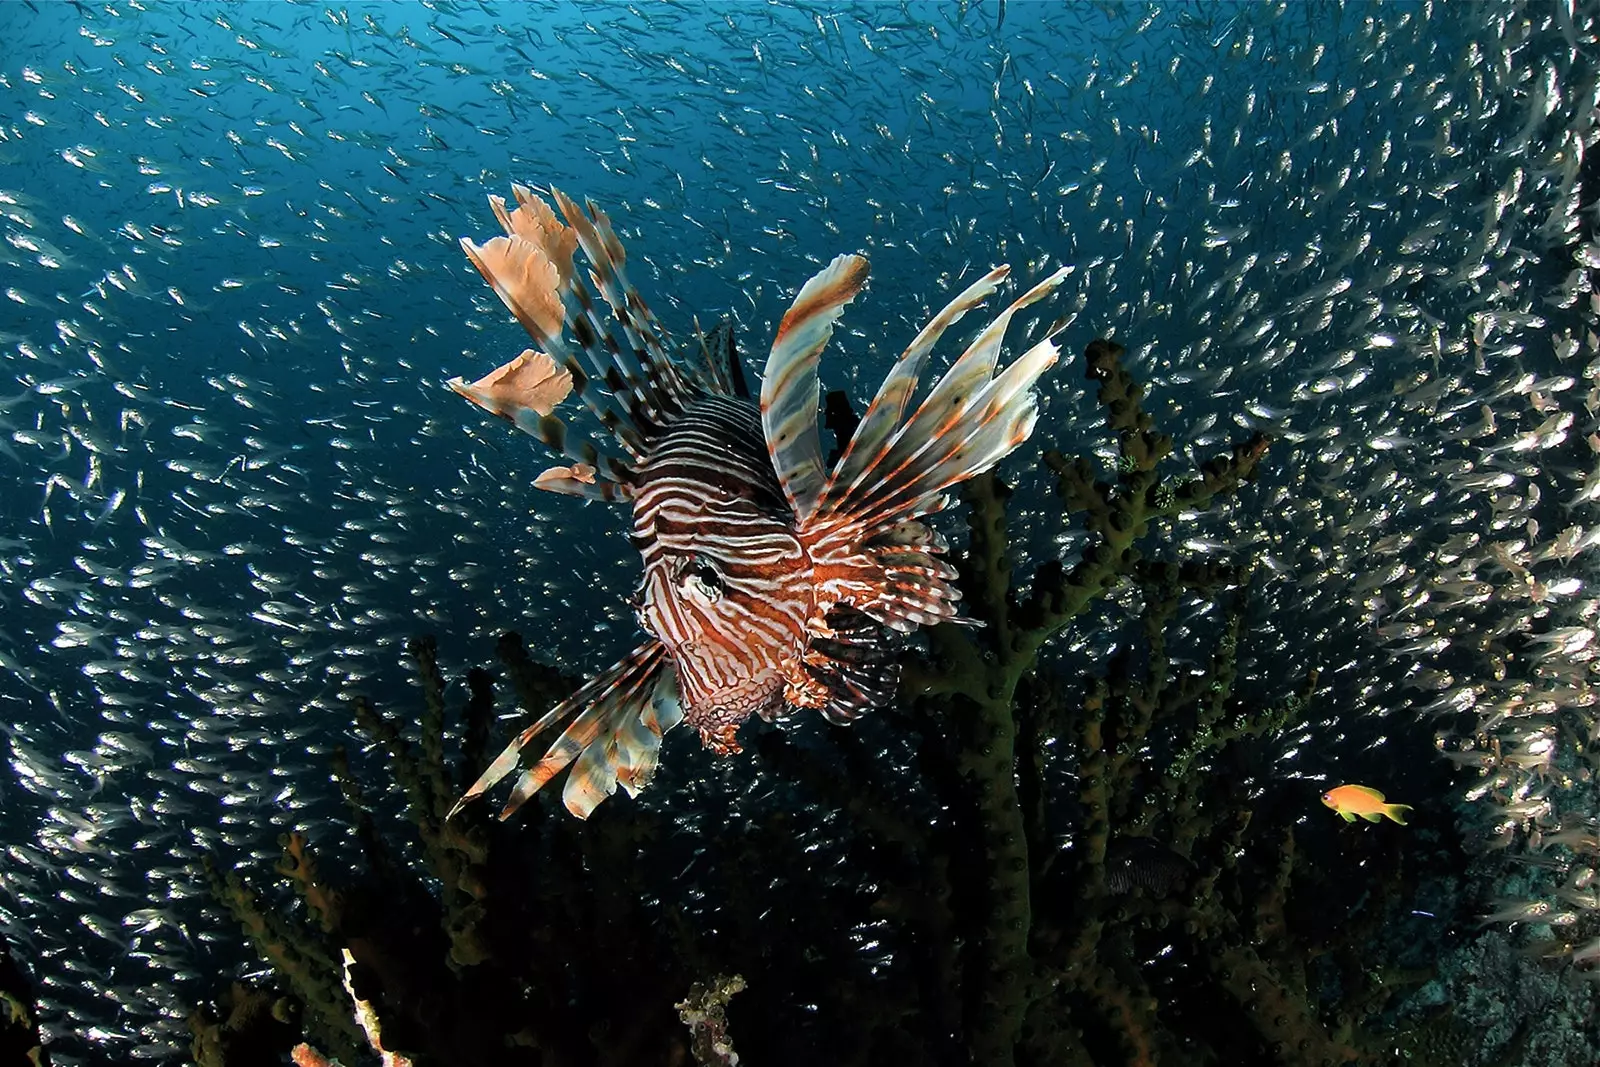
[0,936,47,1067]
[193,339,1463,1066]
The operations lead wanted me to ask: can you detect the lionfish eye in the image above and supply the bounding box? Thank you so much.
[692,558,722,593]
[674,553,723,601]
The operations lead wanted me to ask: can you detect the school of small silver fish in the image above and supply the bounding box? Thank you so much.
[0,0,1597,1060]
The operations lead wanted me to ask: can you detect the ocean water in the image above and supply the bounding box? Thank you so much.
[0,1,1597,1064]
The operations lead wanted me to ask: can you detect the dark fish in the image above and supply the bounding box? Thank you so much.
[448,184,1068,819]
[1103,837,1196,897]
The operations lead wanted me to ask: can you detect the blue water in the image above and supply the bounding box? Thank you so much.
[0,1,1592,1062]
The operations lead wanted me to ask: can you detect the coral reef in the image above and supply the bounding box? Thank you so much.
[0,936,47,1067]
[1397,924,1600,1067]
[1385,842,1600,1067]
[191,339,1480,1065]
[196,633,692,1067]
[676,974,746,1067]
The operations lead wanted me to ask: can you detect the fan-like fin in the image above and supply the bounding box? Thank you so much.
[447,347,635,493]
[448,348,572,418]
[896,267,1071,442]
[454,185,710,479]
[551,188,696,423]
[803,606,901,724]
[818,265,1011,514]
[450,641,676,821]
[532,462,630,503]
[801,265,1068,635]
[836,266,1069,521]
[459,204,645,461]
[823,266,1071,536]
[761,254,870,523]
[850,328,1064,534]
[566,669,684,812]
[860,548,972,632]
[460,190,574,342]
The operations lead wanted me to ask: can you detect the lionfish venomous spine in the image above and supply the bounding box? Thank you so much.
[447,184,1068,820]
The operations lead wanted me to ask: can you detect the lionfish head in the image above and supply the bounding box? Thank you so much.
[631,409,817,755]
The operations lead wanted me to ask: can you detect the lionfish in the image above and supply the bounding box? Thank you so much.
[447,184,1068,820]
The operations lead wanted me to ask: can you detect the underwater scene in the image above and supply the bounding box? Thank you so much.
[1,0,1598,1064]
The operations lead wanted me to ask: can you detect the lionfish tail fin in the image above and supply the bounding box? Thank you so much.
[805,265,1071,633]
[450,641,681,821]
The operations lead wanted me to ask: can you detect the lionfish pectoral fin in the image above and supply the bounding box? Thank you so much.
[447,349,638,499]
[563,666,684,812]
[761,253,870,523]
[803,606,902,722]
[450,641,676,821]
[848,266,1072,532]
[857,550,975,632]
[814,265,1072,528]
[448,348,573,420]
[531,462,631,502]
[453,186,704,486]
[448,707,561,820]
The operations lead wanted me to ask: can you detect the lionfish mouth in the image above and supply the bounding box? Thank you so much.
[690,718,745,757]
[680,678,785,756]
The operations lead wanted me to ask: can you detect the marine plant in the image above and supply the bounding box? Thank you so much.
[191,336,1465,1066]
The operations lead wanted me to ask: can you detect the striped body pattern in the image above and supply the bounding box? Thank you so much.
[448,185,1069,820]
[632,394,811,751]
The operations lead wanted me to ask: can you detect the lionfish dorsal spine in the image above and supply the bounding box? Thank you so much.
[561,279,672,442]
[693,317,751,399]
[760,253,870,524]
[818,264,1012,515]
[550,188,699,421]
[840,265,1073,530]
[457,184,758,505]
[455,195,640,493]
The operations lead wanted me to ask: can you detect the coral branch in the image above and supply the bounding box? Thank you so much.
[676,974,746,1067]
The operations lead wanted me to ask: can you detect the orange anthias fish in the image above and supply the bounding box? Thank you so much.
[446,184,1070,820]
[1321,784,1413,825]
